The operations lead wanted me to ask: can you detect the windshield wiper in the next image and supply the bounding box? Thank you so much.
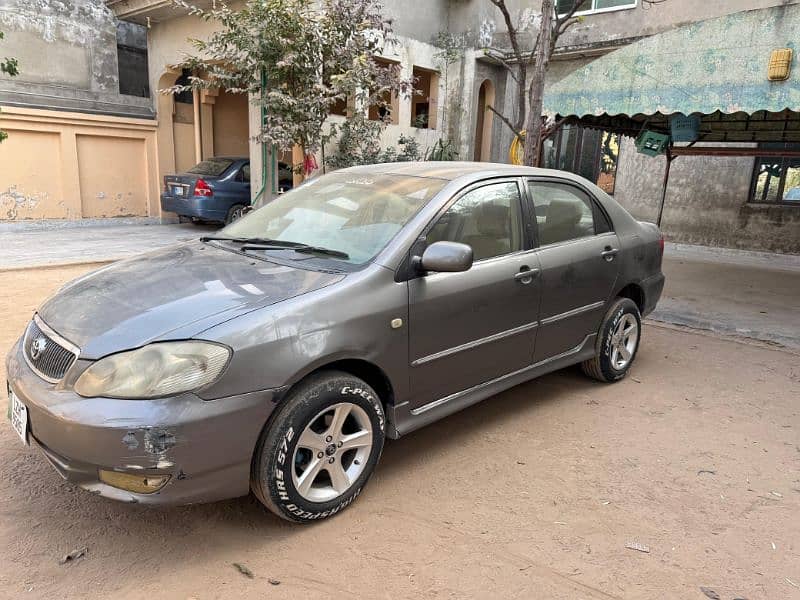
[242,242,350,260]
[200,236,302,246]
[201,236,348,260]
[292,245,350,259]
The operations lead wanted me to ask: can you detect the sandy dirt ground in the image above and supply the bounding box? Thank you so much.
[0,265,798,600]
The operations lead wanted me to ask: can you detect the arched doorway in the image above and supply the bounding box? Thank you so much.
[473,79,495,162]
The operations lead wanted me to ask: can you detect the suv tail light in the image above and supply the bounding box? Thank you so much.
[659,234,665,254]
[193,179,213,197]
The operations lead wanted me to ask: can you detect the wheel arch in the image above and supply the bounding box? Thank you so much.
[278,357,396,410]
[615,282,645,314]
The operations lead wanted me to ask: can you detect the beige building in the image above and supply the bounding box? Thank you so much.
[0,0,157,221]
[1,0,798,253]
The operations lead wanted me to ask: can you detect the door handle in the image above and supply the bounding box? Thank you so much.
[601,247,619,261]
[514,267,540,283]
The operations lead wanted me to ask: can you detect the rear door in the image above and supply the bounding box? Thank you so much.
[407,179,542,409]
[222,162,251,208]
[527,179,620,363]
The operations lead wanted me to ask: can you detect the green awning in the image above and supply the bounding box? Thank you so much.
[543,5,800,119]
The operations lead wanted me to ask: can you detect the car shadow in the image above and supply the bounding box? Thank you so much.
[0,363,613,593]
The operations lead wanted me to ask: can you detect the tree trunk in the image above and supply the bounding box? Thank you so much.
[523,0,555,167]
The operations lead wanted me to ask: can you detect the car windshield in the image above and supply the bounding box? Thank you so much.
[220,172,446,264]
[187,158,235,177]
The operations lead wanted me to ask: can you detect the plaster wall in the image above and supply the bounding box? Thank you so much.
[0,106,159,221]
[0,0,153,117]
[614,138,800,254]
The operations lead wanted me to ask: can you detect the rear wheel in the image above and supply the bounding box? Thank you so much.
[581,297,641,382]
[251,371,385,522]
[225,204,247,225]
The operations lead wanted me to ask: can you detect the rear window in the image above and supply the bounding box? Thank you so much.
[188,158,235,177]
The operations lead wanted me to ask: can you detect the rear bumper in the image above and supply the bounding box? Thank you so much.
[160,195,226,221]
[641,272,665,317]
[6,338,277,505]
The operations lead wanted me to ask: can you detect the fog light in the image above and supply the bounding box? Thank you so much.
[98,470,170,494]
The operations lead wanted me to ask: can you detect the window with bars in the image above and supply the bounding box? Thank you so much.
[556,0,637,16]
[750,143,800,204]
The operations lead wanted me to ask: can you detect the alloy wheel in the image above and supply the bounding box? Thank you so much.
[291,402,374,503]
[610,313,638,370]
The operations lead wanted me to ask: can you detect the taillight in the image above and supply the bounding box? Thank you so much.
[659,234,665,256]
[193,179,213,197]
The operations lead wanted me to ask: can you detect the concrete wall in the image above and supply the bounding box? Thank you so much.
[614,139,800,253]
[447,0,800,51]
[0,106,158,221]
[0,0,152,118]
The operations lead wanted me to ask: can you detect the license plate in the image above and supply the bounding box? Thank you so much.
[8,388,28,445]
[173,186,184,196]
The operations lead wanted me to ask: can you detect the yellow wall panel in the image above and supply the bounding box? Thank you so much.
[76,135,148,218]
[0,106,158,222]
[213,90,249,157]
[0,129,67,219]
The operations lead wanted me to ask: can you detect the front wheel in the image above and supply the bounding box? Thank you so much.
[251,371,385,522]
[581,297,641,383]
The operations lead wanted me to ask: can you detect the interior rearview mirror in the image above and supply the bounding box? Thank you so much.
[416,241,474,273]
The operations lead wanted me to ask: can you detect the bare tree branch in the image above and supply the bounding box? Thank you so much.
[555,0,582,33]
[482,49,520,84]
[487,104,521,138]
[488,0,524,62]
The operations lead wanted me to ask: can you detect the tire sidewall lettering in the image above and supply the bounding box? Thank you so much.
[266,377,384,522]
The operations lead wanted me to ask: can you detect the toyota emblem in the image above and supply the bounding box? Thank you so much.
[30,336,47,361]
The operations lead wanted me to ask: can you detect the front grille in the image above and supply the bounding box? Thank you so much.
[23,318,78,383]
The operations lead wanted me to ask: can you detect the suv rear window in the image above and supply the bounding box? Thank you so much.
[188,158,235,177]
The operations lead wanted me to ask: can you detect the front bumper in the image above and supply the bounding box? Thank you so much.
[160,194,225,221]
[6,338,277,505]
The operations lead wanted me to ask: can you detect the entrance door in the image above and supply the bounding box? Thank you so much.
[528,180,620,362]
[408,179,541,409]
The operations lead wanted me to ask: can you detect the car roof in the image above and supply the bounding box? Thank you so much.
[338,161,583,183]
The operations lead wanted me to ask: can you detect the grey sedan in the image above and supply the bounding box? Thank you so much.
[6,162,664,522]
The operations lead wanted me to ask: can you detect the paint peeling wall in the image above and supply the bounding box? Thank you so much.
[0,0,152,118]
[614,138,800,253]
[0,106,159,221]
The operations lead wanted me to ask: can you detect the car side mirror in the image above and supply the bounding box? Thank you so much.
[415,241,473,273]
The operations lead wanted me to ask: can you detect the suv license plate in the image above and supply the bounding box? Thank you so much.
[8,389,28,445]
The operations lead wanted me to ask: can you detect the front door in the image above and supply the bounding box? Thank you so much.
[408,179,541,409]
[528,179,620,363]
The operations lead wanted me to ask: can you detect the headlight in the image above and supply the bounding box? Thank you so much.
[74,341,231,399]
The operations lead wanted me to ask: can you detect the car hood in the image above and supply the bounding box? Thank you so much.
[37,241,344,359]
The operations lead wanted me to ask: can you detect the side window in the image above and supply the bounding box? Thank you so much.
[530,182,600,246]
[239,164,251,183]
[427,182,523,261]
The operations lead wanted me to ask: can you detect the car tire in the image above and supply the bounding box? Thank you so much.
[225,204,247,225]
[251,371,386,523]
[581,297,641,383]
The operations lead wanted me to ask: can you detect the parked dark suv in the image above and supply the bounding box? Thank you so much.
[8,162,664,522]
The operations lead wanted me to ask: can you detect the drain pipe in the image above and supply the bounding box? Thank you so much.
[253,69,271,206]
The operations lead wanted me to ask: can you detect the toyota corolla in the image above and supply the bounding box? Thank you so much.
[6,162,664,522]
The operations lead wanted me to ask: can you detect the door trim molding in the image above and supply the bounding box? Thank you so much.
[539,300,605,326]
[410,333,595,416]
[411,320,539,367]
